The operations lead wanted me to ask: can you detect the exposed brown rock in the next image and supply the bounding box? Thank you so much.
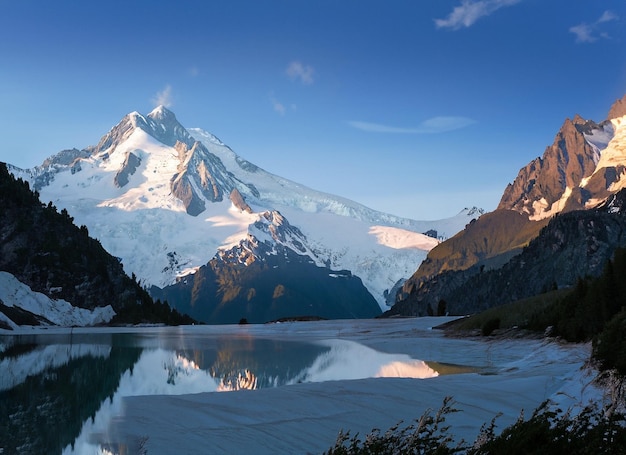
[498,117,597,217]
[607,94,626,120]
[230,188,252,213]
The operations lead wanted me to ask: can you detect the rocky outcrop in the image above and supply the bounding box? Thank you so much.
[608,94,626,120]
[114,151,141,188]
[170,171,206,216]
[151,208,381,323]
[229,188,252,213]
[392,95,626,318]
[152,242,381,324]
[170,139,236,215]
[498,116,599,219]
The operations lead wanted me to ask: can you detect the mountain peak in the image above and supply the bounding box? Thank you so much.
[148,105,177,122]
[607,94,626,120]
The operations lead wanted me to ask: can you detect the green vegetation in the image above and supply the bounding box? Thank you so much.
[526,248,626,375]
[325,398,626,455]
[443,248,626,376]
[111,295,196,326]
[594,308,626,375]
[444,289,570,334]
[480,318,500,337]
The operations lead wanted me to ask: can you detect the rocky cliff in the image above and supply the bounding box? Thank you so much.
[392,94,626,317]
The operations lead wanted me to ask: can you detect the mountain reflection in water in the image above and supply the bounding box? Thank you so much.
[0,328,466,454]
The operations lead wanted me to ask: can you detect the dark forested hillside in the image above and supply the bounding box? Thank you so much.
[387,190,626,317]
[0,162,193,325]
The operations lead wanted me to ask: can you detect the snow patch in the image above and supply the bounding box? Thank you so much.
[0,272,115,327]
[529,187,573,221]
[369,225,439,250]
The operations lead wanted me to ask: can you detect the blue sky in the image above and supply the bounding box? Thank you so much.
[1,0,625,220]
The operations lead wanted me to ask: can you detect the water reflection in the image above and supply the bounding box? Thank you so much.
[0,329,470,454]
[0,333,141,455]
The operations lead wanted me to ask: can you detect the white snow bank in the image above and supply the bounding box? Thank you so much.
[369,225,439,250]
[0,271,116,327]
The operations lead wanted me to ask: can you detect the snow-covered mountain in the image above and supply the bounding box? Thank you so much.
[10,106,480,318]
[499,94,626,220]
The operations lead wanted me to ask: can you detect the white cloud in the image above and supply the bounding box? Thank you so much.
[152,85,173,108]
[435,0,521,30]
[349,116,476,134]
[273,99,286,115]
[286,61,315,85]
[598,10,618,24]
[570,10,618,43]
[270,93,296,116]
[569,24,595,43]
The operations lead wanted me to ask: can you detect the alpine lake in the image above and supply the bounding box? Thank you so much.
[0,317,595,454]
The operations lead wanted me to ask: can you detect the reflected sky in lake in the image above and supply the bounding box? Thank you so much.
[0,322,476,454]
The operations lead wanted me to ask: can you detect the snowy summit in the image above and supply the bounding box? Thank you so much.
[10,107,481,316]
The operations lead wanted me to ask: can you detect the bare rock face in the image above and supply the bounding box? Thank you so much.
[608,94,626,120]
[499,95,626,222]
[170,172,206,216]
[497,116,599,218]
[397,209,545,301]
[170,140,236,216]
[114,151,141,188]
[229,188,252,213]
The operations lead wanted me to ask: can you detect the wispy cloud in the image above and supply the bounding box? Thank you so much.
[286,61,315,85]
[270,92,297,116]
[152,85,173,108]
[349,116,476,134]
[570,10,619,43]
[272,98,286,115]
[435,0,521,30]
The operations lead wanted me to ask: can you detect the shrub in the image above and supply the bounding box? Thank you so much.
[593,308,626,376]
[324,397,465,455]
[481,318,500,336]
[324,399,626,455]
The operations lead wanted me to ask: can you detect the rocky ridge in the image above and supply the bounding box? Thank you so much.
[392,94,626,317]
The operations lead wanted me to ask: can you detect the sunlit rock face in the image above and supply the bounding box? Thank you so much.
[499,95,626,221]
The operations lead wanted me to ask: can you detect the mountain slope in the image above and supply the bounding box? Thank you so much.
[392,94,626,316]
[398,209,548,296]
[9,107,479,322]
[389,190,626,317]
[499,94,626,220]
[0,163,155,328]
